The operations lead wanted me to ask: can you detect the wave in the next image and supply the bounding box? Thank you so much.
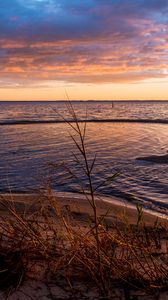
[1,118,168,126]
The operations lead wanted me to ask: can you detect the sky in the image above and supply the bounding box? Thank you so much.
[0,0,168,100]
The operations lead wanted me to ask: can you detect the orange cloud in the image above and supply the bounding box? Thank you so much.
[0,0,168,99]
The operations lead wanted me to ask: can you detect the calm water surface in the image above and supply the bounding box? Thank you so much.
[0,101,168,215]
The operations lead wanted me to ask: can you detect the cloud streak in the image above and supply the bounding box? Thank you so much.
[0,0,168,88]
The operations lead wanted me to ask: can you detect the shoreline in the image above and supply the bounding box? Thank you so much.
[0,192,167,226]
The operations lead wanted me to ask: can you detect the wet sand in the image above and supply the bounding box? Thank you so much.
[0,193,167,226]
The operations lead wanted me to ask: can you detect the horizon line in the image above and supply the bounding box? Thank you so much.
[1,99,168,102]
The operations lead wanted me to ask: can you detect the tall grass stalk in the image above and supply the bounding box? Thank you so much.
[62,101,106,290]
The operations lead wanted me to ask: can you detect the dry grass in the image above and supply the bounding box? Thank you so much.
[0,102,167,299]
[0,192,167,298]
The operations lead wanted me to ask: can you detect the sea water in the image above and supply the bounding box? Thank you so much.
[0,101,168,215]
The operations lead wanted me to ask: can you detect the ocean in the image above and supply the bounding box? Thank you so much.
[0,100,168,216]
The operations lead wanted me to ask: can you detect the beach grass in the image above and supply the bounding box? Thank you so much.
[0,192,168,299]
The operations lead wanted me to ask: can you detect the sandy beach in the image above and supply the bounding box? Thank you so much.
[0,194,168,300]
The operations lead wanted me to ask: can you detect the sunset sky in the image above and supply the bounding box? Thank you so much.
[0,0,168,100]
